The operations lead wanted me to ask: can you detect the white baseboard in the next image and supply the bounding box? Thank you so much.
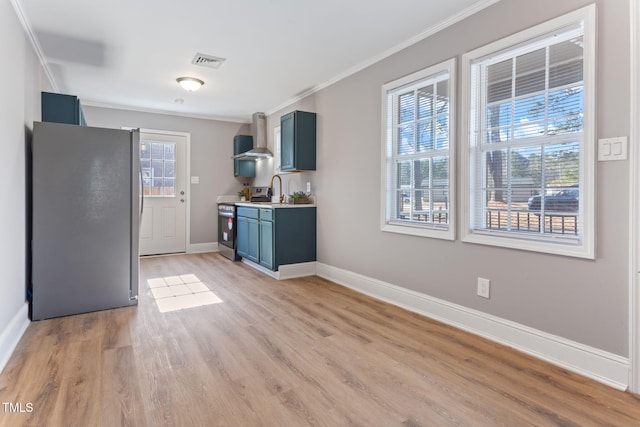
[187,242,218,254]
[240,259,317,280]
[277,262,317,280]
[241,259,278,279]
[316,263,629,390]
[0,303,30,374]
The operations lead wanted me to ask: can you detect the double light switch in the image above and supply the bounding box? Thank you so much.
[598,136,628,161]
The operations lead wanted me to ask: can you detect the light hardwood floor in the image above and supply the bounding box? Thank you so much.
[2,252,640,426]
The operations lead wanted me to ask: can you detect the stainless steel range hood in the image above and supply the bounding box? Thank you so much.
[232,112,272,160]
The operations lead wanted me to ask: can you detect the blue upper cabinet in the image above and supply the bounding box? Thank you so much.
[280,110,316,171]
[41,92,86,126]
[234,135,256,177]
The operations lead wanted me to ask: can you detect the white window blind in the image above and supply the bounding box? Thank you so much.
[381,59,455,240]
[462,5,595,258]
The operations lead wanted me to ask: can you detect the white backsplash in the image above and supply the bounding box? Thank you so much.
[253,158,314,199]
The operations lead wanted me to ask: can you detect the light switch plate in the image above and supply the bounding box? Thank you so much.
[190,176,200,184]
[598,137,627,161]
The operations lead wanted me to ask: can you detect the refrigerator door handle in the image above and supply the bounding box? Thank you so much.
[139,165,144,220]
[130,130,140,303]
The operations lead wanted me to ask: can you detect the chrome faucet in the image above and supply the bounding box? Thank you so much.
[269,174,285,204]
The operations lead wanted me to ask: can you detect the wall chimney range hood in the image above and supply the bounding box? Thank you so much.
[232,112,272,160]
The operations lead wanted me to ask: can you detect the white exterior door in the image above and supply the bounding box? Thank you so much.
[139,130,188,255]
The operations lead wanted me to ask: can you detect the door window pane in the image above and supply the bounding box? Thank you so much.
[163,179,175,196]
[164,144,176,160]
[140,141,177,197]
[165,161,175,178]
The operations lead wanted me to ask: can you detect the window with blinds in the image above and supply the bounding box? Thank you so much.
[381,59,455,240]
[462,5,595,258]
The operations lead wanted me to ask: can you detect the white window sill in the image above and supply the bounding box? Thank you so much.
[461,229,594,259]
[382,222,454,241]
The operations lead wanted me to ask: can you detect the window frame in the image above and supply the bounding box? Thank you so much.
[380,58,456,240]
[460,4,596,258]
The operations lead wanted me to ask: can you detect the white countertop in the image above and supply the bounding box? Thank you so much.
[235,201,316,209]
[216,194,240,203]
[218,194,316,208]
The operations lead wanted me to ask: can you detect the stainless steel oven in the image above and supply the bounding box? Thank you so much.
[218,202,239,261]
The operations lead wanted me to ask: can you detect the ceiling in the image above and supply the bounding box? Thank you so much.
[15,0,497,122]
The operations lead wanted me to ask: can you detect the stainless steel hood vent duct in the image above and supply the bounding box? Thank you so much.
[232,112,272,160]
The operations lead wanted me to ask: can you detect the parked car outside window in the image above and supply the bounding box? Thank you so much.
[528,189,578,212]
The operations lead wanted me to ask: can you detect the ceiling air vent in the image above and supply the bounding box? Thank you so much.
[191,53,226,69]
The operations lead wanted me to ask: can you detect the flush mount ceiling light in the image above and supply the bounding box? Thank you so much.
[176,77,204,92]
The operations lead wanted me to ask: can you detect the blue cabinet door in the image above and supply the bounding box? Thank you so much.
[259,219,273,269]
[272,207,316,270]
[235,160,256,177]
[280,112,295,171]
[41,92,86,126]
[280,110,316,171]
[247,218,259,263]
[237,216,249,258]
[238,207,259,263]
[234,135,255,177]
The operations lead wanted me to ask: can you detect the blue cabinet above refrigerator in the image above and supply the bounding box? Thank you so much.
[41,91,86,126]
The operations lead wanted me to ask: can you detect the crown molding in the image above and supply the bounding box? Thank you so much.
[12,0,500,123]
[266,0,501,115]
[10,0,59,92]
[81,100,250,123]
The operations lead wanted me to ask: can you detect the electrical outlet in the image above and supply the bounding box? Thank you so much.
[306,182,311,193]
[477,277,491,299]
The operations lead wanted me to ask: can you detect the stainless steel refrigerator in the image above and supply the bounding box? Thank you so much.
[31,121,140,320]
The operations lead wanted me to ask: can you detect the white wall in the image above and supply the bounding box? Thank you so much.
[264,0,631,358]
[82,106,250,245]
[0,0,48,372]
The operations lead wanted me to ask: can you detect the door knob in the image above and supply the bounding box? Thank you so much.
[180,190,185,195]
[180,199,185,203]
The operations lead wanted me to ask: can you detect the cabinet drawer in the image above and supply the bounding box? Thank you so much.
[259,208,273,221]
[237,207,259,219]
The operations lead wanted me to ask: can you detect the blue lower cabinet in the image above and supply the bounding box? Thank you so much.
[272,207,316,269]
[237,206,316,271]
[237,207,259,263]
[237,216,249,258]
[246,218,259,263]
[259,219,273,269]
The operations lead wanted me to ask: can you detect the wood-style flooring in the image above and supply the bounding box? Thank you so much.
[1,252,640,426]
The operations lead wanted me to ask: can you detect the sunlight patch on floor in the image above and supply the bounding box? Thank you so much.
[146,274,222,313]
